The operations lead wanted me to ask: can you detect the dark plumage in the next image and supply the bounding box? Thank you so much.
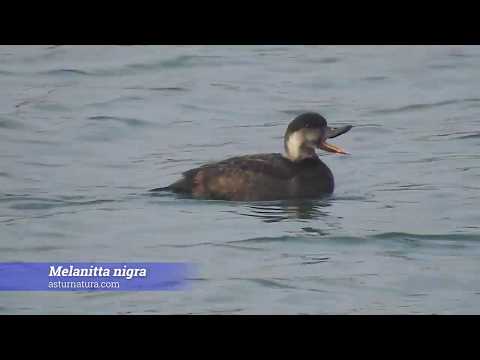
[150,112,352,201]
[164,154,333,201]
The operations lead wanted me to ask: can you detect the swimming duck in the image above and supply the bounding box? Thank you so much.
[151,112,352,201]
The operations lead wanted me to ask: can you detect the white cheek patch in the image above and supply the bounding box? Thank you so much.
[286,131,304,160]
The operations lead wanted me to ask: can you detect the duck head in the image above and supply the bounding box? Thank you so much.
[284,112,352,162]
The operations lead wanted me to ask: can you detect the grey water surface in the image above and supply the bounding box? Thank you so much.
[1,45,480,314]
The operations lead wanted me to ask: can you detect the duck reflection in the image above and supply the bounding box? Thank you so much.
[232,198,332,223]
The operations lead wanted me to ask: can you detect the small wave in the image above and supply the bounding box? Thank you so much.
[318,57,340,63]
[146,242,213,249]
[448,52,473,58]
[304,56,340,64]
[210,83,240,91]
[0,245,65,253]
[183,141,235,149]
[4,195,116,210]
[370,100,459,114]
[231,277,327,293]
[222,122,283,129]
[406,293,429,297]
[0,195,63,204]
[278,108,337,117]
[234,277,299,290]
[457,133,480,140]
[154,157,197,164]
[34,102,71,112]
[279,109,309,116]
[57,195,88,201]
[401,154,480,163]
[301,257,330,265]
[212,243,267,252]
[31,56,227,78]
[330,195,372,201]
[128,55,226,71]
[370,98,480,115]
[0,69,15,76]
[428,63,458,70]
[179,103,232,114]
[87,96,144,108]
[426,131,480,141]
[166,119,194,126]
[41,68,91,76]
[14,138,61,147]
[0,117,24,130]
[227,236,309,245]
[251,47,289,53]
[124,86,189,92]
[87,115,150,127]
[371,232,480,242]
[148,87,188,92]
[21,161,65,168]
[208,308,245,314]
[362,76,388,81]
[228,232,480,247]
[302,227,329,236]
[377,183,437,192]
[350,124,392,134]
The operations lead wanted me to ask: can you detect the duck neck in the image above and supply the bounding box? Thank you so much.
[284,132,317,162]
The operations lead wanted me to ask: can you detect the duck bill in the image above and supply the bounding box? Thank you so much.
[318,125,353,154]
[326,125,353,139]
[318,141,349,154]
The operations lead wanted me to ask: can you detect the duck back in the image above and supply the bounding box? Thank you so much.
[164,153,334,201]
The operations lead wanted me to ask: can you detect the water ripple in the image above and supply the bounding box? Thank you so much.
[0,117,24,129]
[227,232,480,247]
[369,98,480,114]
[124,86,189,92]
[0,245,66,253]
[40,69,91,76]
[128,55,228,71]
[2,195,116,210]
[371,232,480,242]
[87,115,151,127]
